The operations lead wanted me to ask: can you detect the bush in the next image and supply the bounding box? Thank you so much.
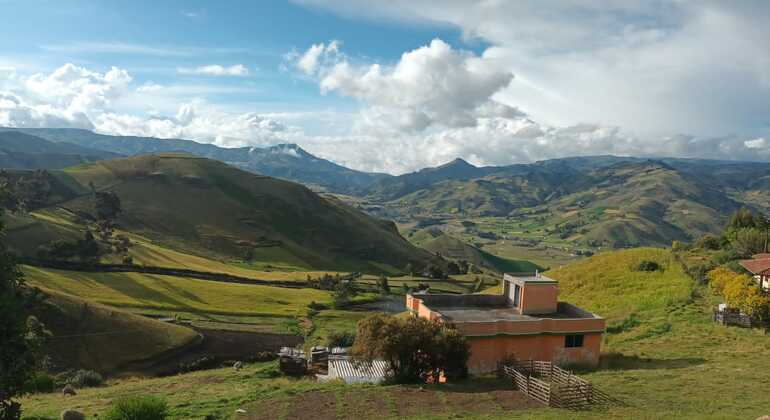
[102,396,168,420]
[633,260,662,272]
[714,249,740,265]
[695,234,721,250]
[67,369,104,388]
[22,372,55,394]
[352,314,469,383]
[326,331,356,348]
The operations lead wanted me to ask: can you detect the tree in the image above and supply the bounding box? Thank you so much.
[404,263,414,277]
[757,213,770,253]
[447,261,460,275]
[352,314,470,383]
[332,277,357,309]
[695,234,721,250]
[94,191,122,221]
[727,207,757,230]
[376,275,390,295]
[0,194,43,419]
[729,228,765,257]
[724,274,770,324]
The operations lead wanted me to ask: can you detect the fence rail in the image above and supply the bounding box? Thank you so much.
[713,308,754,328]
[502,361,622,410]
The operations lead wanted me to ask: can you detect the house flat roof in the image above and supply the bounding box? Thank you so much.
[430,306,560,323]
[422,298,600,323]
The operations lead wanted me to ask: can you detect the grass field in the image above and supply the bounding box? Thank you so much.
[21,247,770,419]
[33,289,199,374]
[23,266,333,319]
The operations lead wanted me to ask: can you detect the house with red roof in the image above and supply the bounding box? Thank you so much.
[738,254,770,291]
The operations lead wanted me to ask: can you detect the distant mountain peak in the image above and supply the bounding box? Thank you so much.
[422,157,477,173]
[446,157,474,167]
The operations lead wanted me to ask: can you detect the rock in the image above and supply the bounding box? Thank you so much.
[60,409,85,420]
[61,384,77,396]
[235,408,247,414]
[233,361,243,370]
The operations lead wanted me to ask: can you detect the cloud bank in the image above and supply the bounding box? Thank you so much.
[3,9,770,175]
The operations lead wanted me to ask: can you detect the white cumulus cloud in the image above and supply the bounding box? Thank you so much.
[177,64,250,77]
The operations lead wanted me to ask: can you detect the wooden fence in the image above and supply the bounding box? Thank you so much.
[713,308,753,328]
[502,360,621,410]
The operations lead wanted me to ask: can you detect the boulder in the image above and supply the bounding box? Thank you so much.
[61,384,77,396]
[60,409,85,420]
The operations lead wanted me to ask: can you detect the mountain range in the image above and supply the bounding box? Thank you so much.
[2,127,769,248]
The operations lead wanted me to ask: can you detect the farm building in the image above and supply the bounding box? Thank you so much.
[406,273,605,374]
[739,253,770,291]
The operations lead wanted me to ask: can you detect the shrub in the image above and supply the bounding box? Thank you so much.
[633,260,661,272]
[102,396,168,420]
[326,331,356,348]
[22,372,55,394]
[695,234,721,250]
[67,369,103,388]
[714,248,740,265]
[352,313,469,383]
[707,266,736,296]
[178,355,218,373]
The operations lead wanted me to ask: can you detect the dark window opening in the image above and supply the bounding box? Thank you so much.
[565,334,584,348]
[513,284,521,307]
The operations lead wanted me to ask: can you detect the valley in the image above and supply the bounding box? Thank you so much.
[2,128,770,419]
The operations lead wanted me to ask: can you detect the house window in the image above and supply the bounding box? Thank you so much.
[565,334,584,348]
[513,284,521,307]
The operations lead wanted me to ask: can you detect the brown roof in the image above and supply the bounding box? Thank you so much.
[753,253,770,260]
[739,258,770,275]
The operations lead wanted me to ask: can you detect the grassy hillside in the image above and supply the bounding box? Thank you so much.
[32,289,199,374]
[372,160,753,252]
[24,266,333,319]
[548,248,694,324]
[0,130,120,169]
[10,128,387,194]
[8,154,440,273]
[22,247,770,419]
[421,233,542,274]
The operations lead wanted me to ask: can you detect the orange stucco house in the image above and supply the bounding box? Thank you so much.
[406,273,605,374]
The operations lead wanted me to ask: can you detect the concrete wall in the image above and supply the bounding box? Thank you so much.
[520,283,558,314]
[465,333,602,374]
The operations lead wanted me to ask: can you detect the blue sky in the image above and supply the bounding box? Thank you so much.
[0,0,477,123]
[1,1,770,173]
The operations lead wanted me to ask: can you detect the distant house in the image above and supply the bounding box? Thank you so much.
[738,253,770,291]
[406,274,605,374]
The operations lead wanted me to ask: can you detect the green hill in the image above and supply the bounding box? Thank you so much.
[379,160,751,248]
[6,127,387,194]
[421,233,541,274]
[547,248,694,322]
[7,154,439,273]
[32,288,199,374]
[0,131,120,169]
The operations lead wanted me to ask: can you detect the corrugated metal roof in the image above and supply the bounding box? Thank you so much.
[326,358,391,384]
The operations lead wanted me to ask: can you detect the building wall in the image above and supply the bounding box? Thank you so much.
[520,283,558,314]
[465,333,602,374]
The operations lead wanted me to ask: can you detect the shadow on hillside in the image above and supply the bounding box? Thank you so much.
[597,352,706,371]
